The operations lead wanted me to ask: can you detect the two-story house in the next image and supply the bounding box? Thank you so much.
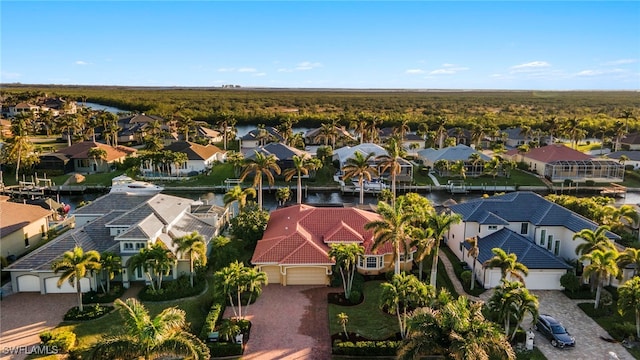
[5,193,227,294]
[446,191,623,290]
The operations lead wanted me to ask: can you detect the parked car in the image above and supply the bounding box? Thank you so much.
[534,314,576,348]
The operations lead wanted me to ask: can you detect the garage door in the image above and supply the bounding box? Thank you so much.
[260,266,281,285]
[525,271,565,290]
[17,275,40,292]
[44,277,90,293]
[285,267,328,286]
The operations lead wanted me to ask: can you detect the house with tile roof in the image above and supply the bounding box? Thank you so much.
[251,204,414,285]
[417,144,492,176]
[0,200,54,260]
[619,132,640,150]
[36,141,137,174]
[504,144,624,183]
[5,193,227,294]
[333,143,414,182]
[240,126,284,153]
[606,151,640,169]
[304,126,356,147]
[141,141,226,176]
[447,191,622,290]
[246,142,311,171]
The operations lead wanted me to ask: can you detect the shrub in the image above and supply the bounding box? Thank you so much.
[609,322,637,341]
[560,273,581,294]
[63,304,113,321]
[39,330,76,353]
[200,302,225,339]
[138,274,205,301]
[461,270,472,286]
[207,342,243,357]
[348,290,362,304]
[82,284,125,304]
[332,340,401,356]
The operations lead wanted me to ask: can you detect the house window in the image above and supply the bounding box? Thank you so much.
[540,229,546,246]
[41,225,46,236]
[554,241,561,256]
[520,223,528,235]
[488,225,498,230]
[366,257,379,269]
[24,233,30,247]
[77,159,90,168]
[547,235,553,251]
[135,242,146,249]
[124,243,133,250]
[399,253,413,262]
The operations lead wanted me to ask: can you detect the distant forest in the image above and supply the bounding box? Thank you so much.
[1,85,639,133]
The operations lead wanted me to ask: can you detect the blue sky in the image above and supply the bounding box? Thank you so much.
[2,1,639,90]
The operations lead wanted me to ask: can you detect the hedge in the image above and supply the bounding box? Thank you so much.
[208,342,243,357]
[200,302,225,339]
[39,330,76,353]
[332,340,401,356]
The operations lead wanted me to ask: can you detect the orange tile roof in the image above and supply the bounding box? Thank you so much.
[251,204,402,266]
[0,202,52,236]
[57,141,136,162]
[506,144,591,163]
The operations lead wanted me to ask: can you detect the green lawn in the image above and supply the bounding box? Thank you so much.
[328,281,398,340]
[434,169,547,187]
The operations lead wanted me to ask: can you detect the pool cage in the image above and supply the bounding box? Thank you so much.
[544,159,624,182]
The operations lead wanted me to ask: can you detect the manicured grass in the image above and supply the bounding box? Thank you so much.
[516,347,547,360]
[434,169,547,187]
[328,280,399,340]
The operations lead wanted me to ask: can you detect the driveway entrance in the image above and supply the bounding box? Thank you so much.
[225,285,333,360]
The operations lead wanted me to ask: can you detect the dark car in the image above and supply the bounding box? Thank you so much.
[534,314,575,348]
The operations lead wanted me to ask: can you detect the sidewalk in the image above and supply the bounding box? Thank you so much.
[437,252,487,302]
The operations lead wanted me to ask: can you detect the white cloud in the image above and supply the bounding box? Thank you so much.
[253,72,267,77]
[1,71,21,80]
[510,61,551,73]
[217,68,235,72]
[295,61,322,70]
[428,64,469,75]
[604,59,637,66]
[75,60,88,65]
[405,69,425,74]
[575,68,626,77]
[238,68,257,73]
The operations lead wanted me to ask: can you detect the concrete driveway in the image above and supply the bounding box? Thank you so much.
[529,291,634,360]
[224,285,333,360]
[0,292,76,360]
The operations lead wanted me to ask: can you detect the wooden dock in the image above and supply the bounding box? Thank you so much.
[600,183,627,198]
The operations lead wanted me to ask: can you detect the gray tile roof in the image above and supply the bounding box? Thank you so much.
[450,191,620,240]
[246,142,309,161]
[74,193,155,216]
[417,144,491,162]
[464,228,572,269]
[169,213,217,241]
[6,212,121,271]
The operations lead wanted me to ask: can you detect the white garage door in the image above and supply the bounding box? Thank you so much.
[261,266,281,285]
[44,277,90,294]
[525,271,565,290]
[285,267,328,286]
[17,275,40,292]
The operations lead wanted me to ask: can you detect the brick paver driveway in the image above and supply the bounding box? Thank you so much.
[529,291,634,360]
[0,292,76,360]
[225,285,333,360]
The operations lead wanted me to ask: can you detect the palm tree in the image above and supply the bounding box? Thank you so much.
[2,122,37,182]
[99,252,121,294]
[51,246,101,312]
[88,147,108,172]
[128,243,175,291]
[223,185,256,215]
[483,248,529,284]
[350,113,368,144]
[488,280,539,341]
[377,136,405,207]
[173,232,207,287]
[581,249,619,309]
[410,227,435,281]
[617,276,640,338]
[399,295,515,360]
[283,155,322,204]
[88,298,210,360]
[468,153,483,177]
[214,261,266,320]
[617,247,640,278]
[466,236,479,290]
[380,273,433,339]
[366,198,415,275]
[573,226,616,257]
[239,151,281,209]
[342,151,378,205]
[427,211,462,287]
[337,312,349,339]
[314,122,339,148]
[226,151,245,177]
[275,186,291,206]
[329,243,364,299]
[241,266,268,319]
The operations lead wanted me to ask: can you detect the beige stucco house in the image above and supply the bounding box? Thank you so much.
[0,199,53,260]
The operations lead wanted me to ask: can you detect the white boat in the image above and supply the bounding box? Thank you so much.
[352,178,389,191]
[110,175,164,194]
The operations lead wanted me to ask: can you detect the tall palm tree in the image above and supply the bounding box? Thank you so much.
[239,151,281,209]
[342,151,378,205]
[581,249,620,309]
[314,122,339,148]
[468,153,483,177]
[88,147,108,172]
[483,248,529,284]
[52,246,101,312]
[410,227,435,281]
[99,252,121,294]
[283,155,322,204]
[329,243,364,299]
[399,295,515,360]
[223,185,256,215]
[377,136,405,207]
[488,280,539,340]
[350,113,368,144]
[380,273,433,339]
[427,211,461,287]
[617,247,640,278]
[466,236,479,290]
[88,298,210,360]
[572,226,616,257]
[172,232,207,287]
[366,198,416,275]
[242,266,268,319]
